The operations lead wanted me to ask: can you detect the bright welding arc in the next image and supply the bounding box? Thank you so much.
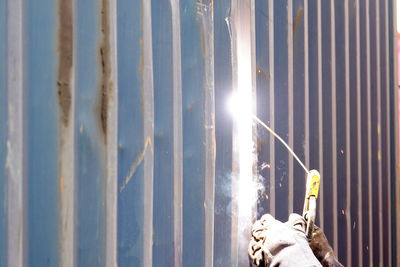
[252,115,310,175]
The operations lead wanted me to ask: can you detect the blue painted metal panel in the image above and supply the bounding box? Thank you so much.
[348,1,360,265]
[273,0,289,222]
[255,0,271,218]
[388,0,398,263]
[27,0,60,265]
[307,0,321,228]
[333,0,347,262]
[379,2,391,266]
[76,0,106,265]
[320,0,334,245]
[151,1,175,265]
[180,1,206,266]
[359,0,371,265]
[368,1,380,266]
[0,0,7,265]
[292,0,306,215]
[214,0,233,266]
[116,0,145,266]
[0,0,398,266]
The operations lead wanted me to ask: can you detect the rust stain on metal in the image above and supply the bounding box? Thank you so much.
[293,8,303,32]
[60,176,64,193]
[201,24,206,59]
[99,0,111,143]
[57,0,73,126]
[256,66,270,80]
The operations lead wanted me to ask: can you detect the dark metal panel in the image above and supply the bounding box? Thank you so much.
[388,0,399,264]
[321,0,334,245]
[348,0,362,266]
[380,1,391,266]
[255,0,270,218]
[116,0,149,265]
[359,0,372,264]
[307,0,321,227]
[292,0,306,215]
[213,0,233,266]
[369,0,380,266]
[333,0,348,262]
[151,1,175,265]
[0,0,7,264]
[273,0,289,222]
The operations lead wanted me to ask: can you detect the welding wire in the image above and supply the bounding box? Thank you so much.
[252,115,310,175]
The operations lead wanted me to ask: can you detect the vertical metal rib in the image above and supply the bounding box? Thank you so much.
[375,0,384,264]
[317,0,324,229]
[170,0,183,266]
[268,0,275,217]
[59,0,75,264]
[385,0,392,265]
[304,0,310,170]
[105,0,118,266]
[6,0,27,265]
[142,0,154,265]
[287,0,294,215]
[392,0,400,265]
[200,1,215,266]
[356,0,363,265]
[344,1,352,265]
[330,0,338,254]
[229,1,239,263]
[365,0,373,263]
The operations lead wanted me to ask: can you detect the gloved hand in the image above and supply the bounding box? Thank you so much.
[248,213,322,267]
[309,226,343,267]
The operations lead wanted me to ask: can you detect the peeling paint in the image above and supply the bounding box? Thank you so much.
[57,0,73,126]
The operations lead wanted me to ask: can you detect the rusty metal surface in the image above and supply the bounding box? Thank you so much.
[0,0,399,266]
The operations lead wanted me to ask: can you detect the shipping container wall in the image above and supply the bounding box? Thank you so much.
[0,0,399,267]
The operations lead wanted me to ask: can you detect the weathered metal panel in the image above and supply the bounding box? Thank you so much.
[1,0,399,266]
[116,0,154,266]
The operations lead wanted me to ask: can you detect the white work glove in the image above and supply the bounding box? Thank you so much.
[248,213,322,267]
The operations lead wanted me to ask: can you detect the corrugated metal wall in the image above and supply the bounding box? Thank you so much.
[0,0,398,267]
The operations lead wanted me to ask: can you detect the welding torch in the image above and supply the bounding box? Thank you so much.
[302,169,321,241]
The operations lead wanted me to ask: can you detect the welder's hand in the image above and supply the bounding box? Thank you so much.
[248,213,322,267]
[309,226,343,267]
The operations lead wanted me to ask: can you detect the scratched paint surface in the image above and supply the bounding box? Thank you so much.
[0,0,7,264]
[116,0,145,266]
